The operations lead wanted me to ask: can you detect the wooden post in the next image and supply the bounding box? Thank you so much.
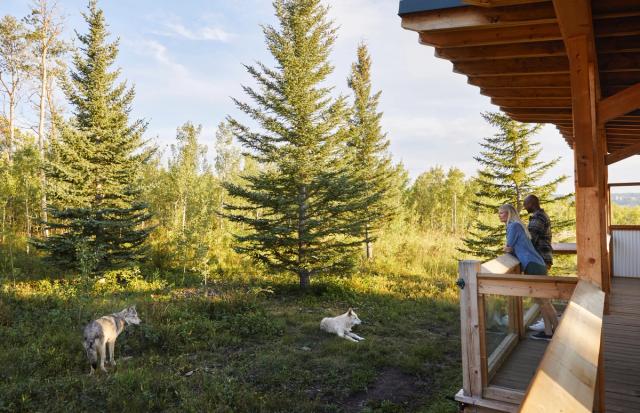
[459,260,483,397]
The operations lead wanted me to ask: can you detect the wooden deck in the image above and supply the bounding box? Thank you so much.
[490,336,548,391]
[604,277,640,413]
[477,277,640,412]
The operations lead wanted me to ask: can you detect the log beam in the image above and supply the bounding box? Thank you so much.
[598,82,640,124]
[605,140,640,164]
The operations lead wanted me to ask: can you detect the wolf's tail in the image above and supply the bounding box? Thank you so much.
[83,332,101,370]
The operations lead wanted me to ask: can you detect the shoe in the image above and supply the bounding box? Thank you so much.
[530,331,553,341]
[528,319,545,332]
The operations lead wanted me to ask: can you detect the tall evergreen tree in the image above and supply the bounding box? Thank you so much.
[461,112,568,259]
[34,0,151,272]
[224,0,371,288]
[347,43,396,260]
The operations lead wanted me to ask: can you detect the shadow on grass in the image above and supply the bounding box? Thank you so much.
[0,272,462,413]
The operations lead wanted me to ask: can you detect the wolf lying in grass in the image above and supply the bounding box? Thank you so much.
[320,308,364,342]
[83,306,141,374]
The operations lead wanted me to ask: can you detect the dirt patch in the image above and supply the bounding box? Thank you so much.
[341,368,432,412]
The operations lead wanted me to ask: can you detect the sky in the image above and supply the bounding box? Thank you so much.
[2,0,639,195]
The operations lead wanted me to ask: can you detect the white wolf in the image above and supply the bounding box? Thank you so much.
[83,306,141,374]
[320,308,364,342]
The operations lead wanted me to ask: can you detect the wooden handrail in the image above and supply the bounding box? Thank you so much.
[552,242,577,255]
[519,280,605,413]
[481,253,521,274]
[477,274,578,300]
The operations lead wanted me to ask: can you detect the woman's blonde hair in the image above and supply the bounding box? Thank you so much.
[499,204,531,239]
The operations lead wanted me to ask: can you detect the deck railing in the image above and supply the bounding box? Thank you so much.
[454,247,603,413]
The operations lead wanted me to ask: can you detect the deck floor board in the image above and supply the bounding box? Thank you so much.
[489,337,548,390]
[604,277,640,412]
[483,277,640,411]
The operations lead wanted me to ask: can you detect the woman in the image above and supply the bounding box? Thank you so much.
[499,204,558,340]
[498,204,547,275]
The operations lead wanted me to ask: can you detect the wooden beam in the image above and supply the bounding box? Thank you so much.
[595,16,640,38]
[419,22,561,48]
[436,41,565,62]
[599,53,640,73]
[464,0,550,7]
[481,87,571,98]
[552,242,577,254]
[598,35,640,54]
[605,140,640,164]
[566,35,597,187]
[598,82,640,123]
[454,56,569,77]
[520,280,604,413]
[483,385,524,406]
[459,260,483,397]
[493,97,571,108]
[401,2,555,32]
[477,274,578,300]
[455,389,519,413]
[468,74,571,88]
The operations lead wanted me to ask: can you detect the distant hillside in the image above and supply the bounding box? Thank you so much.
[612,193,640,206]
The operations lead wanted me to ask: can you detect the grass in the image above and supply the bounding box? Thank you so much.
[0,230,463,413]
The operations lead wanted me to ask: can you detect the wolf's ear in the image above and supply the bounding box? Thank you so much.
[348,308,353,315]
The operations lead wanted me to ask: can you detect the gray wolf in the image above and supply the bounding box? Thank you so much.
[320,308,364,342]
[83,306,141,374]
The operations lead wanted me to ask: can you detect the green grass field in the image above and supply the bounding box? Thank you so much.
[0,231,463,413]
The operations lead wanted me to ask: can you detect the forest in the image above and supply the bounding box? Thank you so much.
[1,0,639,412]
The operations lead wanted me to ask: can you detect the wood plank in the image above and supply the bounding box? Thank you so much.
[401,2,556,32]
[599,82,640,124]
[455,389,520,413]
[481,253,521,274]
[419,22,561,48]
[605,140,640,164]
[604,277,640,412]
[520,281,605,413]
[491,338,548,391]
[436,41,566,62]
[468,73,571,88]
[460,260,483,397]
[484,385,525,405]
[595,16,640,38]
[552,242,577,254]
[493,97,571,108]
[454,56,569,76]
[600,53,640,73]
[481,87,571,98]
[465,0,550,8]
[566,35,597,187]
[477,274,577,300]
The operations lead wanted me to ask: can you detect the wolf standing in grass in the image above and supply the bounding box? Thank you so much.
[320,308,365,342]
[83,306,141,374]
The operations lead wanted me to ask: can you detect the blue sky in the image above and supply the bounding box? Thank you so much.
[2,0,639,194]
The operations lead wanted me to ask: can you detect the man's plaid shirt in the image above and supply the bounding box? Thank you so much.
[528,209,553,266]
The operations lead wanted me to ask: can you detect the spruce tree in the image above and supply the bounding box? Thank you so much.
[224,0,371,288]
[347,43,397,260]
[461,112,568,259]
[34,0,151,272]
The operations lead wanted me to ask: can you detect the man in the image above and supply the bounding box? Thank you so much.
[523,194,558,340]
[524,194,553,268]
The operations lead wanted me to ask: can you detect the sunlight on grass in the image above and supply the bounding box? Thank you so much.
[0,229,463,413]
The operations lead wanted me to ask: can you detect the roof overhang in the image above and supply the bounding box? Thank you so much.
[399,0,640,163]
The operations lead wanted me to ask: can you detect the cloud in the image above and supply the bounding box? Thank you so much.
[157,21,232,42]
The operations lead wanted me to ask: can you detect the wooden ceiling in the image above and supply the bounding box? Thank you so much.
[399,0,640,162]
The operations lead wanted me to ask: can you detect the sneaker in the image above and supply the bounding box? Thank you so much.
[530,331,553,341]
[528,319,545,332]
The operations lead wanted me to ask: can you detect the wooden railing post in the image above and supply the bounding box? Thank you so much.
[459,260,483,397]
